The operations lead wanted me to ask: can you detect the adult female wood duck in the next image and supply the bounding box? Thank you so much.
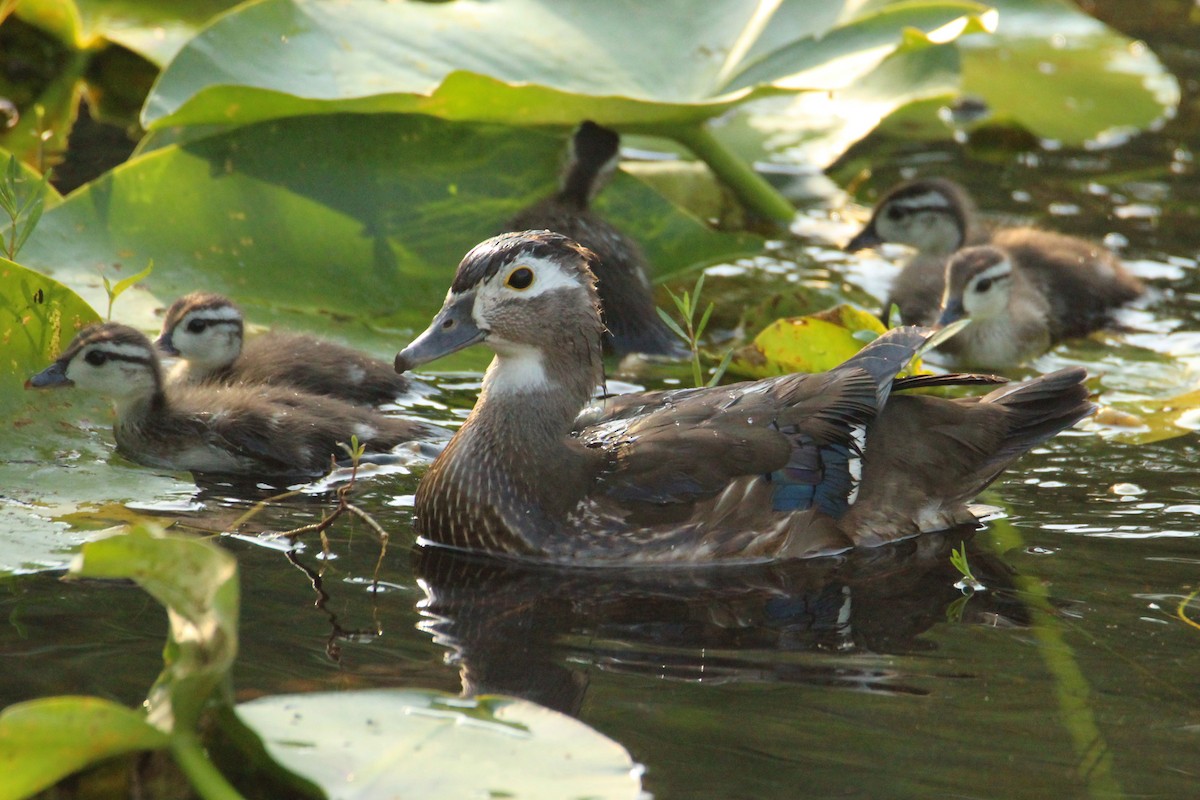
[844,178,1144,331]
[27,323,434,478]
[157,292,410,405]
[505,121,679,357]
[393,230,1094,565]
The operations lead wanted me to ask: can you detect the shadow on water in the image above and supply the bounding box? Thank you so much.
[410,529,1027,716]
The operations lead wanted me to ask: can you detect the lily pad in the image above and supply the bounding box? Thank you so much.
[18,113,758,336]
[729,304,887,379]
[238,689,644,800]
[71,526,239,731]
[0,695,168,800]
[142,0,989,130]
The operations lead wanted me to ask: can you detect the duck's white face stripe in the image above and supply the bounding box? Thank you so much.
[180,304,241,326]
[90,342,153,361]
[889,191,952,214]
[471,254,587,330]
[66,343,157,398]
[968,260,1012,287]
[963,259,1013,317]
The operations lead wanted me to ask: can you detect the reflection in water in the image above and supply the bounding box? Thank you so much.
[410,529,1028,716]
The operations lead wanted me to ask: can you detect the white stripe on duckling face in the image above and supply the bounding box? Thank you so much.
[66,343,158,400]
[962,259,1013,319]
[172,307,243,370]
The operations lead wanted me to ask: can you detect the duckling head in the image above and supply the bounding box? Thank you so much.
[396,230,605,402]
[27,323,164,408]
[846,177,971,256]
[938,246,1013,326]
[156,292,244,371]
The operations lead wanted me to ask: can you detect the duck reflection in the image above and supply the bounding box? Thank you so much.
[411,528,1028,716]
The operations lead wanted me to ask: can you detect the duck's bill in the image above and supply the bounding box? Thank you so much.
[844,225,881,253]
[155,332,181,356]
[395,292,484,374]
[25,361,73,389]
[936,300,966,328]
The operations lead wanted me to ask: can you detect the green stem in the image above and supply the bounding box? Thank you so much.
[667,124,795,224]
[170,734,246,800]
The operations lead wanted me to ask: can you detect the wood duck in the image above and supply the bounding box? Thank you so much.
[156,292,410,405]
[27,322,435,478]
[393,230,1094,565]
[505,121,679,357]
[844,178,1144,330]
[935,246,1053,368]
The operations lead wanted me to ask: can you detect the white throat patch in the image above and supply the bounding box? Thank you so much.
[482,341,551,395]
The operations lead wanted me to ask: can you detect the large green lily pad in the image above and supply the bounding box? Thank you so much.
[141,0,989,130]
[18,114,758,335]
[238,689,643,800]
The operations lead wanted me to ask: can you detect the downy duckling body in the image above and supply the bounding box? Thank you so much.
[844,178,1143,333]
[394,230,1094,566]
[28,323,434,478]
[936,246,1052,368]
[505,121,678,356]
[157,293,410,405]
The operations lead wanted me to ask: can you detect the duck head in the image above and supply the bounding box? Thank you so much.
[156,292,244,370]
[846,178,972,256]
[396,230,606,402]
[938,246,1014,326]
[27,323,164,409]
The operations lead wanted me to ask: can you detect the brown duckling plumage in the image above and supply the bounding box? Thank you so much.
[28,323,435,478]
[157,292,410,405]
[394,230,1094,565]
[505,121,679,357]
[845,178,1144,336]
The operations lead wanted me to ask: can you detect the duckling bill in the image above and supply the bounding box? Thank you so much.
[28,323,436,479]
[395,230,1095,565]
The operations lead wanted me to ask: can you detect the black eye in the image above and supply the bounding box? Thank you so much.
[976,278,993,293]
[84,350,107,366]
[505,267,534,290]
[186,319,207,333]
[886,206,904,221]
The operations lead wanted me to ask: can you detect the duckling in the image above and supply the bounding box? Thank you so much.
[393,230,1093,565]
[505,121,679,356]
[27,323,434,478]
[935,246,1053,368]
[844,178,1143,330]
[157,292,410,405]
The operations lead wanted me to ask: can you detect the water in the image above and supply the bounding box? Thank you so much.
[4,5,1200,799]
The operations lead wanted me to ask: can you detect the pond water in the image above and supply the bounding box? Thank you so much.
[4,4,1200,799]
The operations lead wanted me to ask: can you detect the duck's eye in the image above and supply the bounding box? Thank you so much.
[886,206,904,221]
[975,278,993,293]
[186,319,207,334]
[84,350,107,366]
[505,267,534,291]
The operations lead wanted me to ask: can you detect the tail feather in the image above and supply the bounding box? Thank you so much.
[840,366,1094,546]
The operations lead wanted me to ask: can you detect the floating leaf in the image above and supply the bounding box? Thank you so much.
[729,304,888,378]
[0,696,168,800]
[70,526,239,732]
[19,114,757,340]
[238,689,644,800]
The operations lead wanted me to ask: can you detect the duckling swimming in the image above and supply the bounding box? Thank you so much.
[394,230,1094,565]
[844,178,1143,332]
[28,322,435,478]
[157,292,410,405]
[506,121,678,356]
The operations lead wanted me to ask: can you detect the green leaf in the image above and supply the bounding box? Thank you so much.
[18,114,757,343]
[16,0,243,66]
[958,0,1179,145]
[0,257,100,408]
[142,0,988,130]
[728,304,889,379]
[238,689,643,800]
[0,696,168,800]
[70,526,239,733]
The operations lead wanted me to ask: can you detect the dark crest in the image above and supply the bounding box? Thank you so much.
[877,177,974,221]
[162,292,242,330]
[451,230,600,294]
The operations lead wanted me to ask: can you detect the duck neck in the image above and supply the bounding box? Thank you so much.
[476,338,601,442]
